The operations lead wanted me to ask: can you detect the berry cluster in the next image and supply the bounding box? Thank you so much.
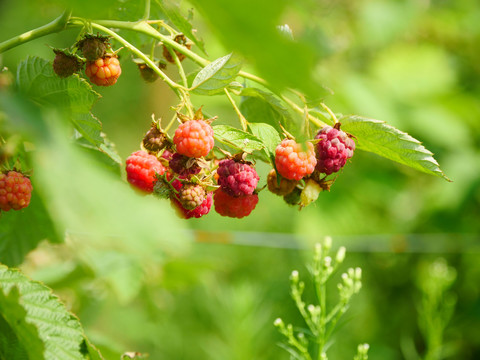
[125,109,355,218]
[51,32,193,88]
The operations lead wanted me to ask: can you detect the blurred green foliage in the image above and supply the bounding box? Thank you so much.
[1,0,480,359]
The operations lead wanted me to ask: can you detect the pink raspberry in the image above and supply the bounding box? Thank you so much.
[0,171,33,211]
[126,150,165,193]
[213,189,258,218]
[217,159,259,197]
[275,139,316,180]
[315,126,355,175]
[173,120,214,158]
[172,191,212,219]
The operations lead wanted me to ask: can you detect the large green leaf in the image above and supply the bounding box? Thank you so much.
[0,265,103,360]
[213,125,264,153]
[0,190,61,267]
[340,115,451,181]
[191,53,243,95]
[240,87,294,132]
[0,286,45,360]
[156,0,206,54]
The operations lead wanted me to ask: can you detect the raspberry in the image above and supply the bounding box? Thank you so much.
[142,124,168,154]
[173,120,214,158]
[169,153,201,177]
[275,139,316,181]
[161,149,174,161]
[163,34,191,63]
[267,169,297,196]
[52,50,84,78]
[126,150,165,193]
[213,189,258,219]
[315,125,355,175]
[85,56,121,86]
[0,171,33,211]
[172,191,212,219]
[300,179,322,207]
[136,61,166,83]
[217,159,259,197]
[178,183,206,210]
[76,34,109,61]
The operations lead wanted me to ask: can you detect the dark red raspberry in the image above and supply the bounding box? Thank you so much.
[169,153,201,177]
[217,159,259,197]
[315,125,355,175]
[173,120,214,158]
[76,34,109,61]
[0,171,33,211]
[213,189,258,219]
[126,150,165,193]
[266,169,298,196]
[161,149,174,161]
[178,183,206,210]
[171,191,212,219]
[85,55,121,86]
[52,50,84,78]
[275,139,316,180]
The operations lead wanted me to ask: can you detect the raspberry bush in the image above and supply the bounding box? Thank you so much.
[0,0,462,359]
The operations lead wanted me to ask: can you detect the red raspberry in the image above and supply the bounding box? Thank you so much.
[217,159,259,197]
[0,171,33,211]
[126,150,165,193]
[178,183,206,210]
[266,169,298,196]
[171,191,212,219]
[275,139,316,180]
[85,56,121,86]
[169,153,201,177]
[173,120,214,158]
[315,126,355,175]
[213,189,258,219]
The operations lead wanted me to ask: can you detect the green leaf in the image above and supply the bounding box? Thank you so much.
[247,122,281,158]
[156,0,206,54]
[213,125,264,153]
[0,286,45,360]
[0,265,102,360]
[191,53,243,95]
[188,0,328,98]
[240,87,294,132]
[16,57,111,151]
[340,115,451,181]
[0,190,61,267]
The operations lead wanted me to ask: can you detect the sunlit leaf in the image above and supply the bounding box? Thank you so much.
[341,115,451,181]
[213,125,264,153]
[191,53,243,95]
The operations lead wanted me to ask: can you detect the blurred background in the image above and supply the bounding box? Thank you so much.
[1,0,479,359]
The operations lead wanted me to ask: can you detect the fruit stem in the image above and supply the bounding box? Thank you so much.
[0,10,71,54]
[281,95,327,128]
[320,103,337,125]
[142,0,151,21]
[224,89,248,132]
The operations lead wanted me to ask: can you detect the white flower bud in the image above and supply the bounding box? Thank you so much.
[324,236,332,250]
[274,318,283,326]
[336,246,346,263]
[290,270,299,281]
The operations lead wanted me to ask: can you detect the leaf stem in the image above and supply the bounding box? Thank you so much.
[224,89,248,131]
[143,0,151,20]
[320,103,337,124]
[0,10,71,54]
